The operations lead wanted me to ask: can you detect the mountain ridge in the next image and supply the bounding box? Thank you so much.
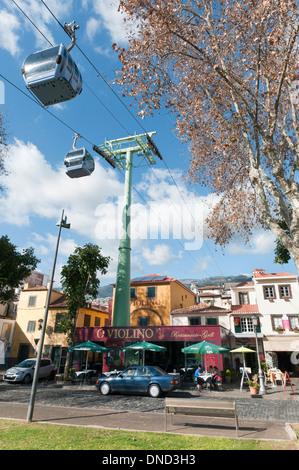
[97,274,252,298]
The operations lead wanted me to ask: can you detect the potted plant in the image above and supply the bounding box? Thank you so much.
[248,375,260,395]
[225,369,231,384]
[275,326,283,333]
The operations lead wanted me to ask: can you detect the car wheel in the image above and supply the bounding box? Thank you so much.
[23,374,32,384]
[100,382,111,396]
[148,384,161,398]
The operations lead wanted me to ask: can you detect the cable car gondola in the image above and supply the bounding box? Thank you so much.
[21,22,82,106]
[64,147,95,178]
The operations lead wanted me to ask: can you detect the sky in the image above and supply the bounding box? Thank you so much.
[0,0,297,290]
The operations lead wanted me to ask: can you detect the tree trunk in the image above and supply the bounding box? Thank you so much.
[64,351,72,380]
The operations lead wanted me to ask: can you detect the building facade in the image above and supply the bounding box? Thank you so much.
[229,270,299,375]
[9,284,109,372]
[77,275,231,373]
[113,274,197,327]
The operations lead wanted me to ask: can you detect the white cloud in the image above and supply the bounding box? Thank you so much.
[0,9,21,56]
[142,244,176,266]
[1,0,74,56]
[85,17,101,42]
[0,139,222,279]
[91,0,130,45]
[228,231,276,255]
[196,256,212,272]
[0,138,123,236]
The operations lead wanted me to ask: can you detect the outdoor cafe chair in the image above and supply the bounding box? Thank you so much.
[274,371,284,386]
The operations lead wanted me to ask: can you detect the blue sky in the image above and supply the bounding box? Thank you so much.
[0,0,297,289]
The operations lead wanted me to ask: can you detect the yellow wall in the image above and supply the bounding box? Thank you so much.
[10,286,108,362]
[118,280,196,327]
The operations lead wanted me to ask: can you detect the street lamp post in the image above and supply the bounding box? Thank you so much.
[26,210,70,422]
[251,314,266,395]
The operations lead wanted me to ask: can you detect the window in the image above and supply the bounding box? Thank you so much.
[94,317,101,327]
[147,286,156,298]
[27,321,36,332]
[263,286,276,299]
[0,323,12,341]
[84,314,91,327]
[272,316,283,330]
[138,317,149,327]
[28,296,36,307]
[240,317,254,333]
[206,317,218,325]
[239,292,249,305]
[289,316,299,330]
[54,313,64,332]
[189,317,201,326]
[279,285,292,299]
[130,288,136,299]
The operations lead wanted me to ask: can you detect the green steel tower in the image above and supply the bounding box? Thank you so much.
[94,132,162,326]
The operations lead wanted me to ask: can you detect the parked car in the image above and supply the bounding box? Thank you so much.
[95,365,180,398]
[3,358,56,384]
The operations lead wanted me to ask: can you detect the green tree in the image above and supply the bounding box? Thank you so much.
[114,1,299,270]
[58,244,110,377]
[0,236,40,304]
[274,220,291,265]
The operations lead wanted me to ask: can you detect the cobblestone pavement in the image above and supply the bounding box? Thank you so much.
[1,379,299,423]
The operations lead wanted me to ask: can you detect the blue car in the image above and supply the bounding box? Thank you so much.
[95,366,180,398]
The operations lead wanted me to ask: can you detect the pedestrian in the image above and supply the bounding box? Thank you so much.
[194,364,205,390]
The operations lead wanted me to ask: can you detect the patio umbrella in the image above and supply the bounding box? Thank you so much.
[121,341,167,366]
[181,340,229,354]
[181,340,229,371]
[230,346,256,391]
[68,341,109,371]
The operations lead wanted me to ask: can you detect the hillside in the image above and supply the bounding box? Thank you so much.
[180,274,252,289]
[97,274,252,298]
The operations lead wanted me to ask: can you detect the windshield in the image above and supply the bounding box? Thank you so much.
[65,157,84,167]
[23,46,60,79]
[17,360,35,368]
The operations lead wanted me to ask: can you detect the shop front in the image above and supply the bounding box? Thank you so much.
[263,336,299,376]
[75,325,231,373]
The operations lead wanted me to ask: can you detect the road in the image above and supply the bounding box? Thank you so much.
[1,380,299,423]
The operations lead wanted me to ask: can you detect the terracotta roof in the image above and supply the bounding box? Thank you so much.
[233,281,254,288]
[171,302,209,314]
[23,286,62,294]
[49,295,108,313]
[197,285,221,290]
[231,304,259,315]
[49,295,68,307]
[171,303,230,315]
[253,269,297,279]
[199,292,219,297]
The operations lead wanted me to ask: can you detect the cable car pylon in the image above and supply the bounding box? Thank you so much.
[96,132,162,327]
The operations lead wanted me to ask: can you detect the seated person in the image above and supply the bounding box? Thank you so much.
[211,366,221,389]
[194,365,205,389]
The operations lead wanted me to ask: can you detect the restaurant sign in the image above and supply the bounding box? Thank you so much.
[76,325,221,348]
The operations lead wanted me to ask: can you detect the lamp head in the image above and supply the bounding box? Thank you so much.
[56,215,71,229]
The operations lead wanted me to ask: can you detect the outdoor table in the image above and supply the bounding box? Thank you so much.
[199,374,213,382]
[75,369,97,380]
